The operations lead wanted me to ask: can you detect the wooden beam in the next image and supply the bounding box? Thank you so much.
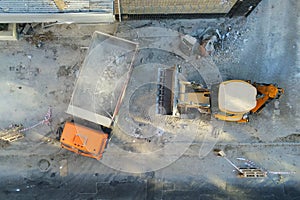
[53,0,67,10]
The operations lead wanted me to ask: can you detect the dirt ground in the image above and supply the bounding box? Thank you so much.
[0,0,299,199]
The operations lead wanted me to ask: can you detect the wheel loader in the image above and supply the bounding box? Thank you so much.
[156,65,284,122]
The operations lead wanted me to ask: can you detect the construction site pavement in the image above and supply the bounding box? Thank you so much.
[0,0,299,199]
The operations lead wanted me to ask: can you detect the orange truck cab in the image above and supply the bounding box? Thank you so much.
[60,122,108,160]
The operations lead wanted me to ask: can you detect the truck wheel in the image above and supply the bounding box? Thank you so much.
[56,127,63,140]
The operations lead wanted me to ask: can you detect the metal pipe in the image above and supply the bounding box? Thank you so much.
[118,0,122,22]
[268,171,296,175]
[223,156,244,174]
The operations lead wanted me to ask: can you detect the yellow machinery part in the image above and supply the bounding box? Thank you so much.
[214,113,248,123]
[251,83,284,113]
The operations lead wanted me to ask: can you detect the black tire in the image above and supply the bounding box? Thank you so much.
[56,127,63,140]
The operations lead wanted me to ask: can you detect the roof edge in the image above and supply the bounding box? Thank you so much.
[0,13,115,23]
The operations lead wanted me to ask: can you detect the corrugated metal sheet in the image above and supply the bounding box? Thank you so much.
[0,0,113,13]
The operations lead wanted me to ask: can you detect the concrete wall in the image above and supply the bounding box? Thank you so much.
[0,23,17,40]
[115,0,263,18]
[115,0,237,15]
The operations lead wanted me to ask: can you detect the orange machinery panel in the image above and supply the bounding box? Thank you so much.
[60,122,108,160]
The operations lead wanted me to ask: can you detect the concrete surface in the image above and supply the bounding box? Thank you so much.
[0,0,299,199]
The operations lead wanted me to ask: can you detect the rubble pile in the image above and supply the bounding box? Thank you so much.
[164,18,250,64]
[25,31,55,48]
[212,18,252,64]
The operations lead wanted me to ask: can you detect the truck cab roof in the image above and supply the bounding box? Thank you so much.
[60,122,108,160]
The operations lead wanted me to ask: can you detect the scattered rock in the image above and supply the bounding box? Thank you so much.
[57,64,79,78]
[26,31,54,47]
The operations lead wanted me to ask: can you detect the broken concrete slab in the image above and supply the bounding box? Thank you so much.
[179,34,198,56]
[59,159,68,177]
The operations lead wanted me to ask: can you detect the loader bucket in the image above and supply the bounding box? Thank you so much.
[156,66,178,115]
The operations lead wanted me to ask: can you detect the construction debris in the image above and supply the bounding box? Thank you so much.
[214,149,295,179]
[25,31,54,47]
[182,34,197,47]
[179,34,198,56]
[22,24,32,35]
[0,107,52,145]
[214,149,245,175]
[199,35,217,56]
[237,168,267,178]
[0,124,24,143]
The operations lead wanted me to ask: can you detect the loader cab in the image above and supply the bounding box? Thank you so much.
[211,80,257,123]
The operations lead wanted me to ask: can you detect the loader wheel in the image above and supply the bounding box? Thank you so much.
[276,88,284,99]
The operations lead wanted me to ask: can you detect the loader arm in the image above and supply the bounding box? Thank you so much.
[251,83,284,113]
[214,113,248,123]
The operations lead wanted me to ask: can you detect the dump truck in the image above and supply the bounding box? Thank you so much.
[156,65,284,122]
[59,121,108,160]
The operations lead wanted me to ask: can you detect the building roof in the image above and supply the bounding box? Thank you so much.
[0,0,114,23]
[0,0,112,13]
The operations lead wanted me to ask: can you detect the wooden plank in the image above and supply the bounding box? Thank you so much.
[238,168,267,178]
[0,125,24,142]
[53,0,66,10]
[0,133,24,142]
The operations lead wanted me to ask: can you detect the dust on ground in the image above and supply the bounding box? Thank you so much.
[0,0,299,199]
